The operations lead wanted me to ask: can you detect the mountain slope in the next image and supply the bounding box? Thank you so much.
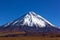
[3,11,55,27]
[0,11,60,37]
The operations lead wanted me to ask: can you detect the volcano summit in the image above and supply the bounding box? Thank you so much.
[0,11,60,37]
[3,11,55,27]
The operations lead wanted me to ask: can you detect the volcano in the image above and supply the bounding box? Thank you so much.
[0,11,60,37]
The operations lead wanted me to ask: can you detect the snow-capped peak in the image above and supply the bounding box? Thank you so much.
[21,11,55,27]
[22,11,46,27]
[3,11,55,28]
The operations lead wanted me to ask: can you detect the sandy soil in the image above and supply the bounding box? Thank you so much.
[0,36,60,40]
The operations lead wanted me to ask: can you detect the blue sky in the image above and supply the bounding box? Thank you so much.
[0,0,60,27]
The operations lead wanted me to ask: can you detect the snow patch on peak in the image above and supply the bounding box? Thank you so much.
[28,11,55,26]
[22,12,46,27]
[36,13,55,26]
[22,11,55,27]
[4,11,55,28]
[29,11,36,15]
[3,21,13,27]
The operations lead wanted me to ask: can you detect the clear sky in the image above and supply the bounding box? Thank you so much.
[0,0,60,27]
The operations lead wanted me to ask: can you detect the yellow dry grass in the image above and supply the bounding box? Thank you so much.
[0,32,26,36]
[0,36,60,40]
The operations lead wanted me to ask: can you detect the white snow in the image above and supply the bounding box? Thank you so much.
[4,21,13,27]
[22,12,46,27]
[13,21,18,25]
[22,11,55,27]
[4,11,55,28]
[35,12,55,26]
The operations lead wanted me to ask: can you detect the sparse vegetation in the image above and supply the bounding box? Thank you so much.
[0,36,60,40]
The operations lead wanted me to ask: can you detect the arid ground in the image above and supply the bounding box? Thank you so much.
[0,32,60,40]
[0,36,60,40]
